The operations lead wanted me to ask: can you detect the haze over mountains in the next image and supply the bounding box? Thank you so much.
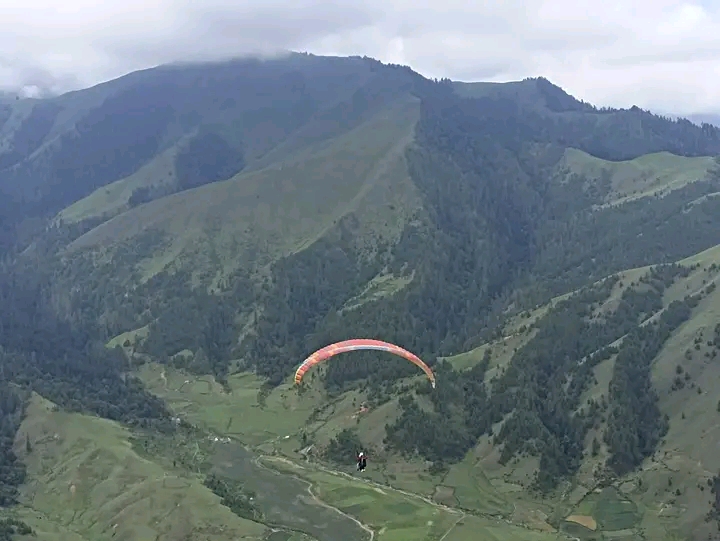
[686,113,720,128]
[2,52,720,541]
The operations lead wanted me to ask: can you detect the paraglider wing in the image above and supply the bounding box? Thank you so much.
[294,339,436,388]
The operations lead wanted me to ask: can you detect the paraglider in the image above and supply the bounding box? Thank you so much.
[357,451,367,472]
[294,339,436,388]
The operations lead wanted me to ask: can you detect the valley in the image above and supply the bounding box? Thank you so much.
[1,53,720,541]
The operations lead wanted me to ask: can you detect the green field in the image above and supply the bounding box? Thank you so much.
[435,453,513,517]
[568,488,640,532]
[138,362,321,446]
[261,457,563,541]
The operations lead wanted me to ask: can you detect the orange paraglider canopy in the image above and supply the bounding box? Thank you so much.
[294,339,436,388]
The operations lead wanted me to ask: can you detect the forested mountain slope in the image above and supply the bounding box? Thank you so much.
[1,53,720,541]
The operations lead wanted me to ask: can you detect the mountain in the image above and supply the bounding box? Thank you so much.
[1,53,720,541]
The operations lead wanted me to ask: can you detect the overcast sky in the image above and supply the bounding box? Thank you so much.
[1,0,719,114]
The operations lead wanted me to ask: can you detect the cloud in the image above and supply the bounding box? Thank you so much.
[1,0,720,113]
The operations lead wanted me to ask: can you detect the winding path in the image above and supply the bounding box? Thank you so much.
[261,445,465,517]
[438,512,467,541]
[252,454,375,541]
[254,447,572,540]
[255,453,469,541]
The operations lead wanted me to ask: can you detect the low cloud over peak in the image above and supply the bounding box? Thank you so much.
[2,0,719,114]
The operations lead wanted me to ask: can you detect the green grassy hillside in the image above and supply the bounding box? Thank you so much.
[559,148,715,207]
[0,53,420,252]
[5,394,268,541]
[57,143,184,225]
[63,94,421,285]
[443,250,720,541]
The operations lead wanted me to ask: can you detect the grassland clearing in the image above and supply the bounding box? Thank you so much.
[560,148,714,208]
[444,290,574,372]
[569,488,640,532]
[105,325,149,349]
[57,144,182,224]
[340,273,415,312]
[437,514,561,541]
[436,453,513,517]
[565,515,597,530]
[138,362,322,446]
